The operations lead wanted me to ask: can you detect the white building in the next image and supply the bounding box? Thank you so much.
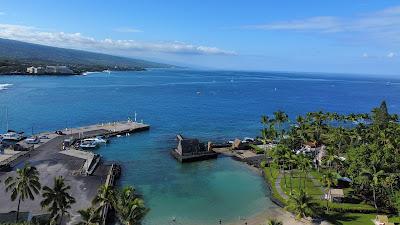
[26,66,44,74]
[27,66,38,74]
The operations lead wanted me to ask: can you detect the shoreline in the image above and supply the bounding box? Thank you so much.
[0,68,147,76]
[215,148,315,225]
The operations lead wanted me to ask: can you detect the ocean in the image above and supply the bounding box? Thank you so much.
[0,69,399,224]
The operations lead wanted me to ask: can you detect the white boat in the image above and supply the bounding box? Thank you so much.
[83,136,108,144]
[79,140,99,149]
[1,132,24,141]
[25,136,40,144]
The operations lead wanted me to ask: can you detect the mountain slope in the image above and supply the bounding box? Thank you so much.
[0,38,170,74]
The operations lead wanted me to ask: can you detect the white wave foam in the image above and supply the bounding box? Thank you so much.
[0,83,13,90]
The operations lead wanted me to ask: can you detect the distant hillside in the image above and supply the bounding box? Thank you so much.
[0,38,170,74]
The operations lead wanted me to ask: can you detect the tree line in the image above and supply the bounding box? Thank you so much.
[260,101,400,218]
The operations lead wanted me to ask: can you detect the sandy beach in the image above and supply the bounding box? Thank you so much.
[228,207,318,225]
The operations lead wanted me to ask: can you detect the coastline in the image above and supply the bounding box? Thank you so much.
[228,207,314,225]
[215,148,314,225]
[0,68,146,76]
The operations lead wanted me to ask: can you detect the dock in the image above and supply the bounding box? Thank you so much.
[0,120,149,170]
[0,120,149,224]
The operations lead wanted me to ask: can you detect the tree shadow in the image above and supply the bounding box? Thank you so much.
[323,212,371,225]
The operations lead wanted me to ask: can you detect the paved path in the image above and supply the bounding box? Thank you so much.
[275,172,290,200]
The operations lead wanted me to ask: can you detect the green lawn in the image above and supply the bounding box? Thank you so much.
[263,166,287,204]
[325,213,400,225]
[263,167,384,225]
[325,213,375,225]
[279,169,323,200]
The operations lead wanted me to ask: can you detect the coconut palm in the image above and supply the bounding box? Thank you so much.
[266,219,283,225]
[41,176,76,225]
[272,110,289,139]
[285,189,317,220]
[320,171,338,212]
[271,144,291,188]
[323,146,339,171]
[307,111,327,145]
[77,207,102,225]
[284,151,297,195]
[4,163,41,221]
[92,184,115,211]
[114,186,147,225]
[295,115,309,145]
[361,165,385,209]
[297,154,312,190]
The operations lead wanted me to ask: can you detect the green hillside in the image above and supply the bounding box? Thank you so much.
[0,38,170,74]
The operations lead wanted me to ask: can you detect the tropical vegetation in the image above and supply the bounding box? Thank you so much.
[259,101,400,223]
[40,176,76,225]
[92,184,147,225]
[4,164,41,222]
[2,164,146,225]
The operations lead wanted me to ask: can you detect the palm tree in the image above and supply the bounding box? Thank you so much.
[272,144,291,188]
[77,207,102,225]
[284,151,297,195]
[323,146,339,171]
[285,189,317,220]
[273,110,289,140]
[320,171,338,212]
[92,184,115,211]
[41,176,76,225]
[295,115,309,145]
[307,111,327,145]
[327,127,348,155]
[266,219,283,225]
[114,186,147,225]
[297,154,312,190]
[361,165,385,209]
[4,163,41,221]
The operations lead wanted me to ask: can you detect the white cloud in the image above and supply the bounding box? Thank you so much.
[0,23,236,56]
[114,27,143,33]
[387,52,397,58]
[362,53,369,58]
[245,16,342,32]
[243,5,400,44]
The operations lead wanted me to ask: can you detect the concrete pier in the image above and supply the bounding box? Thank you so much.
[0,120,149,224]
[0,121,149,170]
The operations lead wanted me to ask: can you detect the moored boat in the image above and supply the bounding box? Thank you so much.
[79,140,99,149]
[83,136,108,144]
[1,131,24,141]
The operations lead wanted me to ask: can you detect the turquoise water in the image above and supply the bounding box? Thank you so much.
[98,136,270,224]
[1,69,400,224]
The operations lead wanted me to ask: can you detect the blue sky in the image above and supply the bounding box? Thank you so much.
[0,0,400,76]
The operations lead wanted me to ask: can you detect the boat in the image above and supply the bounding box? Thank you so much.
[1,131,24,141]
[79,140,99,149]
[83,136,108,144]
[25,136,40,144]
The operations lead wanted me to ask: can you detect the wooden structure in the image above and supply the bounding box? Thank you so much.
[325,188,344,202]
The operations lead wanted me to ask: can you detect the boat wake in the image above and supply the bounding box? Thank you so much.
[0,83,13,90]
